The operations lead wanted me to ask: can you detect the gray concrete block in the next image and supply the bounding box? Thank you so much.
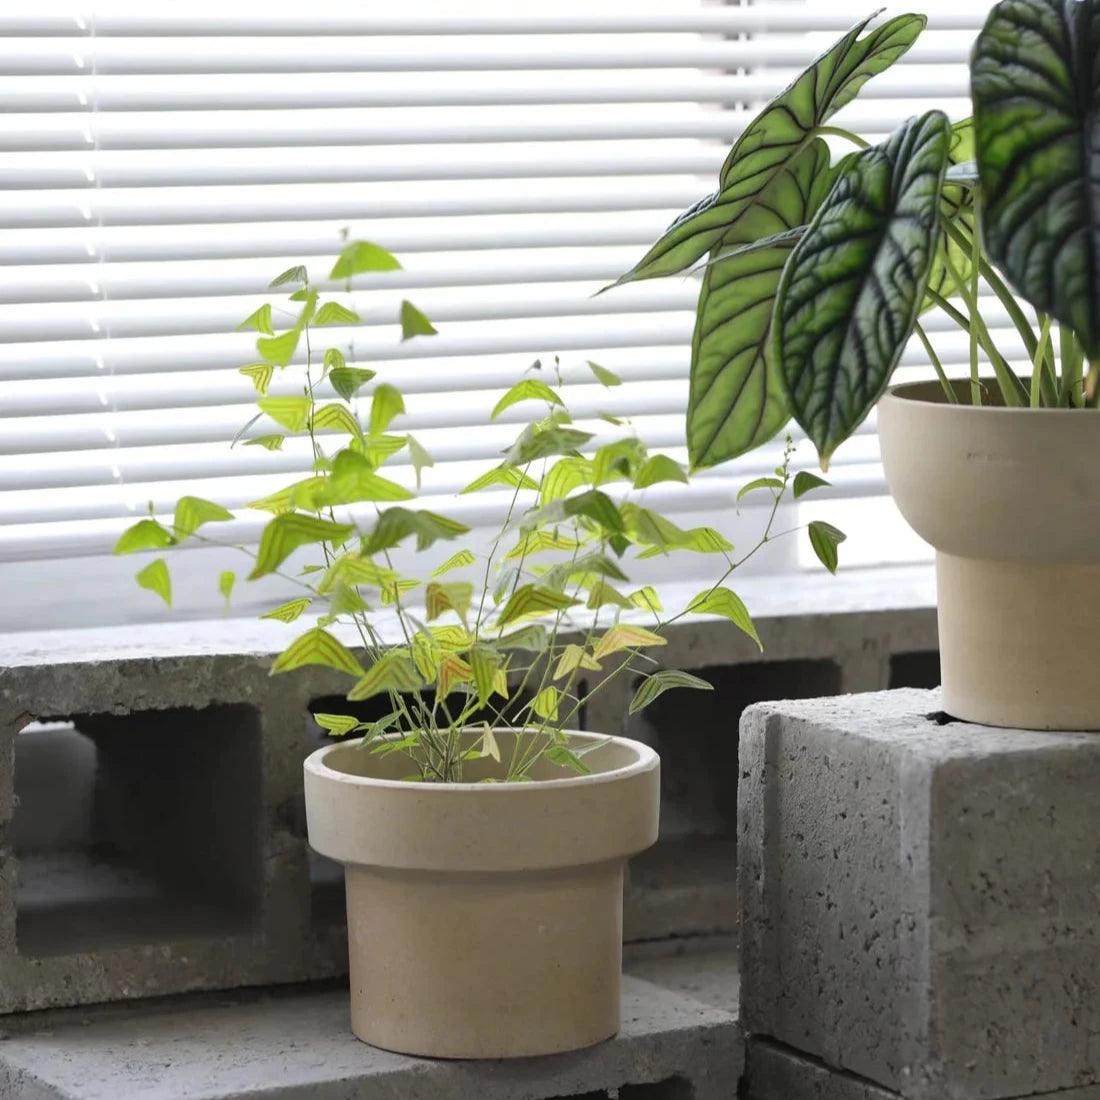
[742,1037,1100,1100]
[0,974,740,1100]
[739,688,1100,1100]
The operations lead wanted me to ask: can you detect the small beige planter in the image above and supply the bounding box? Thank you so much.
[879,379,1100,730]
[304,729,660,1058]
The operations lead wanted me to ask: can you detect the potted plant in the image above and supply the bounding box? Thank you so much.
[612,0,1100,731]
[114,241,833,1057]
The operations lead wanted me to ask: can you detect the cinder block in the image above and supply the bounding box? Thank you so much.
[0,973,741,1100]
[739,688,1100,1100]
[742,1036,1100,1100]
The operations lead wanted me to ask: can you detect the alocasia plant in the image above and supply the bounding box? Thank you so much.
[614,0,1100,471]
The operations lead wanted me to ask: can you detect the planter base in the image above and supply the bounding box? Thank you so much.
[347,863,623,1058]
[937,553,1100,730]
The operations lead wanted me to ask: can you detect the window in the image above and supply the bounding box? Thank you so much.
[0,2,1002,630]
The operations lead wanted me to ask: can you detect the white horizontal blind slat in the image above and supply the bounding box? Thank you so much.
[0,1,992,630]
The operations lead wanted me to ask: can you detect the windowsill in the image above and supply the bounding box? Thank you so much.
[0,563,935,669]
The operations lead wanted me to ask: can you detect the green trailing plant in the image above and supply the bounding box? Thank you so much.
[114,241,841,783]
[613,0,1100,470]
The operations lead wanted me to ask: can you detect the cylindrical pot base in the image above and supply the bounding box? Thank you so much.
[937,552,1100,730]
[346,863,623,1058]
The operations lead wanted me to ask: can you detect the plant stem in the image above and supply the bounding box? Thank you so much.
[1030,314,1054,408]
[1061,325,1085,407]
[815,125,871,150]
[913,322,958,403]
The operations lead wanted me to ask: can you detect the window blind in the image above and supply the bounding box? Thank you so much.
[0,1,1007,630]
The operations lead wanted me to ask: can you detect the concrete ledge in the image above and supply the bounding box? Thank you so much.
[739,688,1100,1100]
[0,973,740,1100]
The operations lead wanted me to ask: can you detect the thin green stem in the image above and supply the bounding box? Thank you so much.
[913,322,958,403]
[815,125,871,150]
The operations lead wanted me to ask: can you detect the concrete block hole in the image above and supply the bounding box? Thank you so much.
[12,705,263,957]
[888,650,940,689]
[623,658,840,937]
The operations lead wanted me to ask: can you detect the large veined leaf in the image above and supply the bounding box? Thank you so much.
[971,0,1100,356]
[687,141,831,468]
[612,11,925,287]
[776,111,952,466]
[923,116,977,308]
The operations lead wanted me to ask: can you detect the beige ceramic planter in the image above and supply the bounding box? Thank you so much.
[304,729,660,1058]
[879,379,1100,730]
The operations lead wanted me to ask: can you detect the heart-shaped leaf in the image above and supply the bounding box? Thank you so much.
[971,0,1100,356]
[776,111,952,467]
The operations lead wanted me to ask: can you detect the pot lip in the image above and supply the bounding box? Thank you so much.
[304,728,658,793]
[883,377,1097,415]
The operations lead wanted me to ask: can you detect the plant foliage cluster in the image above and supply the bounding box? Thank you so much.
[116,242,840,782]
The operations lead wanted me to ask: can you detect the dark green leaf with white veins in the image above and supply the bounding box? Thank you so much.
[776,111,951,467]
[971,0,1100,356]
[687,140,831,468]
[611,12,925,287]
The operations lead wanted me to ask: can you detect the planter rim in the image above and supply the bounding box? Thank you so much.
[884,377,1097,415]
[304,727,658,793]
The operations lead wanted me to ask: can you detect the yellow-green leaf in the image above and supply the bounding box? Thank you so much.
[399,299,437,341]
[505,530,581,560]
[425,581,474,622]
[237,303,274,335]
[270,627,363,677]
[114,519,174,555]
[328,365,375,401]
[173,495,233,538]
[592,623,668,661]
[407,435,433,488]
[136,558,171,605]
[687,587,761,649]
[540,457,592,505]
[633,454,688,489]
[218,570,236,605]
[461,465,539,494]
[531,687,560,720]
[629,669,713,715]
[436,652,472,698]
[269,265,308,289]
[553,644,601,680]
[808,520,846,574]
[330,240,401,279]
[256,329,300,367]
[369,383,405,435]
[346,651,424,701]
[491,378,564,420]
[312,403,362,436]
[469,644,503,706]
[432,549,475,577]
[315,301,361,326]
[260,597,312,623]
[250,514,354,580]
[588,360,622,387]
[239,362,274,394]
[313,712,359,737]
[429,624,473,651]
[244,434,285,451]
[497,583,579,626]
[480,724,501,762]
[258,395,311,432]
[318,553,398,593]
[629,586,663,613]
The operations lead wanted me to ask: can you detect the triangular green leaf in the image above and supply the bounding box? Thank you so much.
[260,597,313,623]
[315,301,361,327]
[114,519,174,555]
[432,549,476,577]
[239,362,274,395]
[633,454,688,489]
[329,365,376,402]
[629,669,713,715]
[256,329,300,368]
[346,651,424,701]
[250,514,355,579]
[258,395,312,432]
[237,303,274,335]
[330,240,401,279]
[244,434,285,451]
[491,378,564,420]
[399,299,438,341]
[136,558,171,606]
[173,496,233,538]
[369,383,405,435]
[270,627,363,677]
[496,584,579,626]
[808,520,847,574]
[687,586,761,649]
[588,361,622,387]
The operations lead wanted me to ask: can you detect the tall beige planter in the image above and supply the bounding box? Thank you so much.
[879,379,1100,730]
[304,729,660,1058]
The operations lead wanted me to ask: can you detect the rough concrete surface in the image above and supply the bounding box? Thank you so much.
[739,688,1100,1100]
[742,1037,1100,1100]
[0,582,937,1014]
[0,972,740,1100]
